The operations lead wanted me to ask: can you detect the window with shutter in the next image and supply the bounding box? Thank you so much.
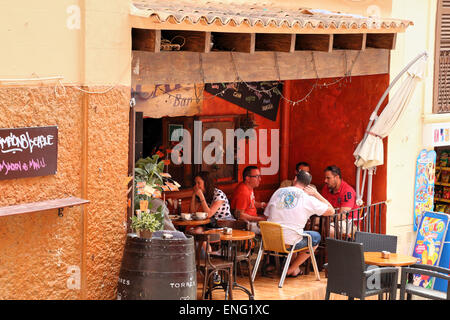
[435,0,450,113]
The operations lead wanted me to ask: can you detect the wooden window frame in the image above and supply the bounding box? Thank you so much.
[161,115,241,189]
[193,115,240,186]
[434,0,450,113]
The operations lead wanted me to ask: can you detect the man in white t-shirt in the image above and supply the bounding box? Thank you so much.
[264,170,334,277]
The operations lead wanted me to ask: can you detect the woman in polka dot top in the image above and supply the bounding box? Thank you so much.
[189,171,235,223]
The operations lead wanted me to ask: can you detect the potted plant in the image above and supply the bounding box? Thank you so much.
[131,155,166,238]
[130,204,163,238]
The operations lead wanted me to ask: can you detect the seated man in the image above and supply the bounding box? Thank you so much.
[321,165,358,237]
[264,170,334,277]
[230,166,267,231]
[280,162,310,188]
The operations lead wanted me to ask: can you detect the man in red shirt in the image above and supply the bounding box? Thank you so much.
[321,165,358,237]
[321,165,358,213]
[230,166,267,222]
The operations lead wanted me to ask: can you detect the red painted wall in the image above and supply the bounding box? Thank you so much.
[200,92,281,203]
[286,74,389,206]
[170,75,389,217]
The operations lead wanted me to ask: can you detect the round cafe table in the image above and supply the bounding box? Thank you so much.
[171,217,211,227]
[204,228,255,241]
[364,252,418,267]
[203,228,256,300]
[364,251,419,300]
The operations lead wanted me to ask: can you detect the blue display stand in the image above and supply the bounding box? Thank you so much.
[413,150,436,231]
[434,229,450,292]
[412,211,449,289]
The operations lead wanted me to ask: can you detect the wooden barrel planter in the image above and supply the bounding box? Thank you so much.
[117,233,197,300]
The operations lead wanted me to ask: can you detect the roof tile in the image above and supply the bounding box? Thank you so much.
[131,0,413,31]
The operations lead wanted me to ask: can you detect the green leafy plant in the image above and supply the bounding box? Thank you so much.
[130,204,163,233]
[135,155,165,186]
[132,155,167,234]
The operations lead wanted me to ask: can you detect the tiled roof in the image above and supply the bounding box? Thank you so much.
[131,0,413,31]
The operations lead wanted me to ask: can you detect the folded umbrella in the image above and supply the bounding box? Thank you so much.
[353,54,427,169]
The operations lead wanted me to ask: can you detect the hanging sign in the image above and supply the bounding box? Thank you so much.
[204,81,283,121]
[132,84,203,118]
[412,211,449,290]
[413,149,436,231]
[0,126,58,180]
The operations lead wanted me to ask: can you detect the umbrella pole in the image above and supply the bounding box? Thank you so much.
[367,168,373,207]
[355,51,428,206]
[366,168,374,231]
[356,167,361,202]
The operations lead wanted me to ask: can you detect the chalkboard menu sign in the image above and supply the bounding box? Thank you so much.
[0,126,58,180]
[204,81,283,121]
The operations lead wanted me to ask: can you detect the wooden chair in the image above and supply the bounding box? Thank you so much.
[190,232,234,300]
[251,221,321,288]
[304,215,325,274]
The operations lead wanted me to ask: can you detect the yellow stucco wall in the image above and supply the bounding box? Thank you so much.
[388,0,438,254]
[1,0,81,83]
[1,0,130,86]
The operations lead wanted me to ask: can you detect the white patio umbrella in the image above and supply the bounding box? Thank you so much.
[353,52,428,206]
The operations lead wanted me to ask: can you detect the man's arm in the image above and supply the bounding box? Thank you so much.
[255,201,267,209]
[339,207,352,214]
[304,185,334,216]
[233,209,267,222]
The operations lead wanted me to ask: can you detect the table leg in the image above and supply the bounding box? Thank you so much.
[229,241,255,300]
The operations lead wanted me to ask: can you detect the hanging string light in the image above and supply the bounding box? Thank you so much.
[152,50,362,107]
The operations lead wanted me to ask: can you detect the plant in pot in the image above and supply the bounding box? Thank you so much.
[131,155,166,238]
[130,203,163,238]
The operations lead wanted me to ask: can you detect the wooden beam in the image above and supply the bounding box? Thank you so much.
[132,28,160,52]
[366,33,397,50]
[212,32,255,53]
[295,34,333,52]
[333,34,367,51]
[161,30,211,52]
[255,33,296,52]
[132,49,390,84]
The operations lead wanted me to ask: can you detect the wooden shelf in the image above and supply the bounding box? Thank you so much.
[435,182,450,187]
[436,166,450,171]
[0,196,89,218]
[435,198,450,203]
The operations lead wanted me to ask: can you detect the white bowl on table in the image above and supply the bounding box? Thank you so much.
[195,212,208,220]
[181,213,192,220]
